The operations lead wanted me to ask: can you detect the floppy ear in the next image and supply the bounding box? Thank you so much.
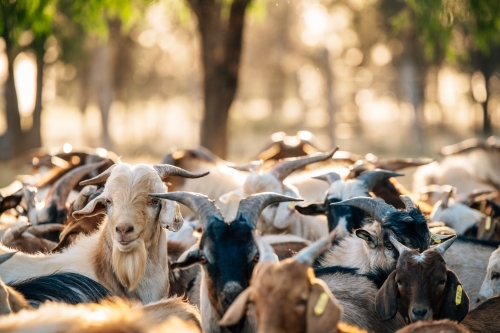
[171,248,207,270]
[72,194,107,219]
[295,203,326,216]
[0,195,23,213]
[439,270,469,322]
[306,278,342,333]
[355,229,378,249]
[158,200,184,231]
[219,287,252,327]
[375,270,399,320]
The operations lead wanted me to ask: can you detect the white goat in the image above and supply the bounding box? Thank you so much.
[478,247,500,302]
[0,163,207,304]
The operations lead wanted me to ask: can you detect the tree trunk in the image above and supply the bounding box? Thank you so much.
[93,42,114,149]
[188,0,251,158]
[25,38,45,150]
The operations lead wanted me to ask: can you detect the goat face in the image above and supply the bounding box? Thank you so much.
[376,241,469,324]
[478,247,500,302]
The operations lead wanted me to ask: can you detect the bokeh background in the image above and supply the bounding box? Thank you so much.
[1,0,500,185]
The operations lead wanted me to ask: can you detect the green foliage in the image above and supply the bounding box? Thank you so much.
[392,0,500,61]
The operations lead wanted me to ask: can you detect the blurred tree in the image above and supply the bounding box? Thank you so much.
[187,0,253,158]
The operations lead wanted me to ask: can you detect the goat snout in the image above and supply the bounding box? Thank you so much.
[115,225,134,236]
[410,306,430,321]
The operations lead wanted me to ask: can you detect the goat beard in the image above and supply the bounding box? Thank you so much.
[112,239,147,291]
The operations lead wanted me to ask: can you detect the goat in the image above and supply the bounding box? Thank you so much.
[255,131,322,162]
[315,196,431,279]
[0,163,208,304]
[477,246,500,302]
[296,169,403,237]
[149,191,301,333]
[395,319,470,333]
[219,230,369,333]
[376,236,469,323]
[460,295,500,333]
[220,149,337,240]
[0,252,29,315]
[0,298,201,333]
[2,221,63,253]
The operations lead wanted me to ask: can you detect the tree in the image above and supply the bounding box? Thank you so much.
[187,0,253,158]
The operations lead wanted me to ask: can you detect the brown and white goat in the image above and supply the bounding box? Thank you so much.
[376,236,469,323]
[0,163,208,304]
[219,231,367,333]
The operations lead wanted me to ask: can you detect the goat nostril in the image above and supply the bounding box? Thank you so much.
[116,225,134,234]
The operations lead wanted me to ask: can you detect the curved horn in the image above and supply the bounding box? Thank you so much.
[252,231,278,263]
[331,196,397,223]
[227,160,263,173]
[399,195,417,211]
[440,138,484,155]
[80,164,117,186]
[2,222,31,245]
[44,161,106,209]
[294,230,337,266]
[237,192,303,226]
[270,147,339,181]
[0,252,16,265]
[433,235,457,255]
[389,235,412,255]
[148,191,223,228]
[441,187,455,209]
[313,172,341,185]
[153,165,209,182]
[356,169,404,191]
[72,185,98,211]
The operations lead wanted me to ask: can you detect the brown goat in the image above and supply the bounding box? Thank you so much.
[395,319,470,333]
[376,236,469,323]
[460,295,500,333]
[2,222,63,254]
[219,231,366,333]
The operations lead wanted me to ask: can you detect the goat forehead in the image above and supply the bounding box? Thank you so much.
[107,164,164,199]
[327,180,368,200]
[244,173,282,193]
[256,263,309,295]
[398,251,446,272]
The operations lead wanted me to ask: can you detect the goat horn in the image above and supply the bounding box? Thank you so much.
[399,195,417,211]
[356,169,404,191]
[80,164,117,186]
[294,230,337,266]
[433,235,457,255]
[269,147,339,182]
[252,230,278,263]
[389,235,412,255]
[313,172,341,184]
[0,252,16,265]
[236,192,303,227]
[44,161,106,210]
[331,196,397,223]
[227,160,263,173]
[72,185,98,211]
[148,191,223,228]
[441,187,455,209]
[153,165,209,182]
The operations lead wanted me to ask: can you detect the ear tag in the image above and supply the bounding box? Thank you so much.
[174,204,181,222]
[314,292,329,316]
[455,285,462,306]
[288,202,295,210]
[485,216,492,231]
[430,233,441,244]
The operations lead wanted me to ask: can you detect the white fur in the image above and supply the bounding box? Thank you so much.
[431,198,485,235]
[478,247,500,302]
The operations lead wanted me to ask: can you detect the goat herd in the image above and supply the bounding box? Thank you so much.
[0,134,500,333]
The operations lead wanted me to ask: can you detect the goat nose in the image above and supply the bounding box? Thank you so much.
[116,225,134,234]
[412,307,428,318]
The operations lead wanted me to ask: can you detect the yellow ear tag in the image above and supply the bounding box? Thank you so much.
[455,285,463,306]
[288,202,295,210]
[485,216,492,231]
[314,292,329,316]
[430,233,441,244]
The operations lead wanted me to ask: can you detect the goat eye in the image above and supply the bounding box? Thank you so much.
[199,255,207,264]
[253,254,259,262]
[149,199,160,206]
[105,199,112,206]
[492,273,500,280]
[386,243,394,250]
[396,279,402,285]
[295,299,307,307]
[438,279,446,285]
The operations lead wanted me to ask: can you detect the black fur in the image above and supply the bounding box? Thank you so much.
[382,209,431,252]
[314,265,392,289]
[9,272,112,308]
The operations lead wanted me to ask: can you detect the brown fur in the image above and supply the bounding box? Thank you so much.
[142,296,201,329]
[52,214,104,252]
[0,298,200,333]
[2,223,61,254]
[270,241,308,260]
[461,296,500,333]
[395,319,470,333]
[0,279,30,315]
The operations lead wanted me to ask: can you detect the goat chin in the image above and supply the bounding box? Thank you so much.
[112,239,148,291]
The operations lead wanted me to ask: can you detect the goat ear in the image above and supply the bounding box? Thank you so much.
[375,270,399,320]
[158,200,184,231]
[171,249,207,270]
[0,195,22,213]
[273,201,294,229]
[439,270,469,322]
[355,229,377,249]
[306,278,342,333]
[219,188,243,204]
[72,194,106,220]
[295,203,326,216]
[219,287,252,327]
